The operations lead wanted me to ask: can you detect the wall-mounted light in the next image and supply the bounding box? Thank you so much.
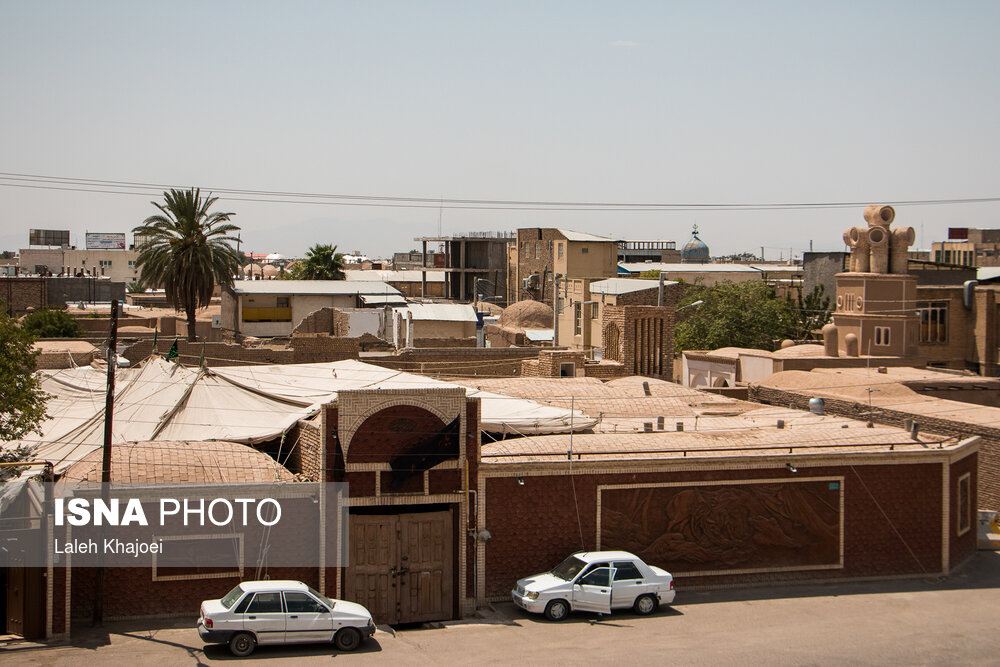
[786,463,798,473]
[516,477,525,486]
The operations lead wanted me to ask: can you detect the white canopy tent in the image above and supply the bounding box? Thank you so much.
[6,358,597,476]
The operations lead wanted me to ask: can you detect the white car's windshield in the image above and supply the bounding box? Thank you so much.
[307,585,335,608]
[551,556,587,581]
[220,585,244,609]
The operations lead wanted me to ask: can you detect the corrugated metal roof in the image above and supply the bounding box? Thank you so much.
[590,278,676,295]
[359,294,407,305]
[230,280,402,296]
[557,229,619,242]
[524,328,554,342]
[977,267,1000,281]
[404,303,479,322]
[345,269,446,282]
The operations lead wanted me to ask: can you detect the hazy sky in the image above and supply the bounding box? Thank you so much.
[2,1,999,259]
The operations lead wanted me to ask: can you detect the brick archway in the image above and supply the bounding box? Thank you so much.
[346,405,448,463]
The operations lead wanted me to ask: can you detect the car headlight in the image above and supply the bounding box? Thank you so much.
[526,591,539,600]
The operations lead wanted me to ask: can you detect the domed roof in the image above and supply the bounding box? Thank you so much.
[262,264,280,278]
[498,300,553,329]
[681,224,710,263]
[61,440,295,485]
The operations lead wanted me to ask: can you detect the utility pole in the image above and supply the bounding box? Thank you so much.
[93,298,118,625]
[552,274,560,346]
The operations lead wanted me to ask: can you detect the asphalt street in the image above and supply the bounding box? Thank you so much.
[5,551,999,666]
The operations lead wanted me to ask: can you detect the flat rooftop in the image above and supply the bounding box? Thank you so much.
[481,406,958,464]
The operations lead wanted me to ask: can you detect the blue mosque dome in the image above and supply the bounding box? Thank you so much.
[681,224,710,263]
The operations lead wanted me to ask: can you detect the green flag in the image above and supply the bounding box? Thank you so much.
[199,341,206,367]
[152,327,158,350]
[167,338,179,361]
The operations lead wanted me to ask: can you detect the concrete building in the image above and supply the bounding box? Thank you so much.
[509,228,620,304]
[414,232,513,304]
[18,247,140,283]
[932,228,1000,267]
[221,280,402,337]
[345,269,447,298]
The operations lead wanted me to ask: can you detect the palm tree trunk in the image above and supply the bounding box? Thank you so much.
[186,304,198,342]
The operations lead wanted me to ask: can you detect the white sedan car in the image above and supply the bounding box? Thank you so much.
[198,580,375,656]
[512,551,675,621]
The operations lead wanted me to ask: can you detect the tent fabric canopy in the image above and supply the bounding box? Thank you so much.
[7,358,595,475]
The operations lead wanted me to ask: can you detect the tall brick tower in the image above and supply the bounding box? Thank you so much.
[829,205,919,357]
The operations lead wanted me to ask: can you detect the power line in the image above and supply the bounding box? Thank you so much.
[3,171,1000,212]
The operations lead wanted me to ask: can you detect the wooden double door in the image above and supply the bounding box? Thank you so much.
[344,508,454,625]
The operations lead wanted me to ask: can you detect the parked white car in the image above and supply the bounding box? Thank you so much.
[512,551,675,621]
[198,580,375,656]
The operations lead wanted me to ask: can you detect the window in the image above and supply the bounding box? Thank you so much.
[560,362,576,377]
[276,296,290,308]
[935,250,942,263]
[233,594,254,614]
[574,303,582,335]
[917,301,948,343]
[590,303,599,319]
[579,567,611,587]
[874,326,891,346]
[612,561,642,580]
[958,473,971,536]
[534,242,541,259]
[128,260,136,269]
[581,246,589,254]
[246,592,283,614]
[284,592,327,613]
[98,260,112,268]
[557,242,564,259]
[944,250,952,263]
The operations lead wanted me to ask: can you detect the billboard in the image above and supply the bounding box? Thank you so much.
[86,232,127,250]
[29,229,70,247]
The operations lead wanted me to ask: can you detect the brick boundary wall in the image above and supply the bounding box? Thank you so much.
[749,384,1000,511]
[121,335,359,367]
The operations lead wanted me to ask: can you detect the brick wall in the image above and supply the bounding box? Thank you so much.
[121,335,359,367]
[368,347,541,377]
[521,349,586,377]
[292,307,350,336]
[482,458,965,598]
[1,277,46,314]
[286,418,323,479]
[601,305,674,379]
[750,384,1000,511]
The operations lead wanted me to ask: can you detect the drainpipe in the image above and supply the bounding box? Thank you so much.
[964,280,979,309]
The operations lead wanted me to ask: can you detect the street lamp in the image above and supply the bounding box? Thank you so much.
[677,299,705,312]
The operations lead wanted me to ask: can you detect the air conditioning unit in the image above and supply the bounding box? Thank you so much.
[211,314,222,329]
[523,274,539,289]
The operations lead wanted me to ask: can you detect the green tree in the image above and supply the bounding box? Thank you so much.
[0,309,48,441]
[0,444,36,483]
[132,188,241,341]
[674,280,794,352]
[20,309,82,338]
[289,243,346,280]
[786,284,832,340]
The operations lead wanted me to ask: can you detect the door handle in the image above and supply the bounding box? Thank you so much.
[289,615,298,619]
[248,616,256,619]
[600,589,607,593]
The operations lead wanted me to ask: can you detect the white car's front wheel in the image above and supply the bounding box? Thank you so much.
[544,599,570,621]
[334,627,362,651]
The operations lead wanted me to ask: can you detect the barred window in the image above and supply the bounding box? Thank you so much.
[917,301,948,343]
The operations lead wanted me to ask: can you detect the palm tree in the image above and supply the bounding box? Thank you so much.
[292,243,346,280]
[133,188,241,341]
